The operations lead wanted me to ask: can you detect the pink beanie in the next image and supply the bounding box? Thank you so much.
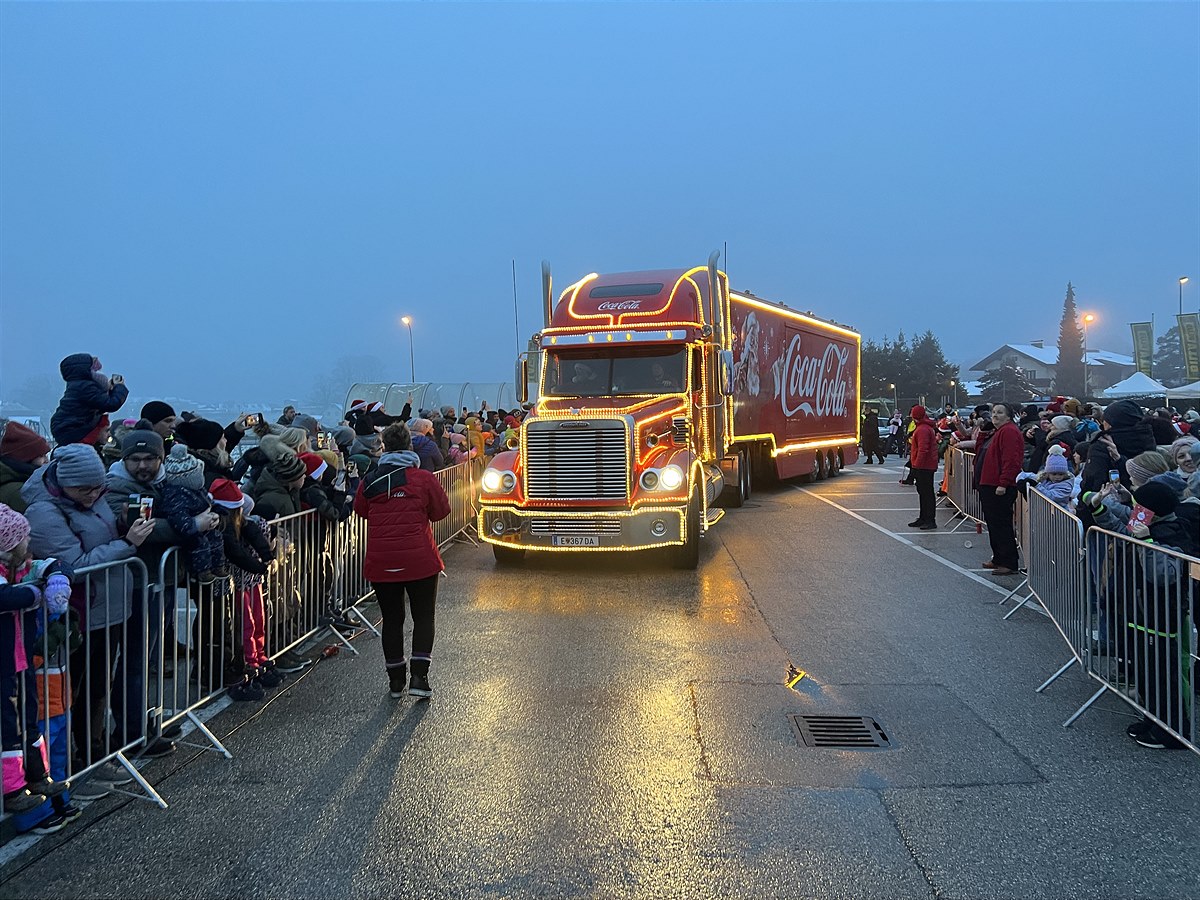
[0,503,31,554]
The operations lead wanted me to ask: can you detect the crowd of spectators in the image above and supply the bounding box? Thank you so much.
[0,355,520,836]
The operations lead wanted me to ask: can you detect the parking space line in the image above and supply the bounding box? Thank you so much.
[794,486,1010,597]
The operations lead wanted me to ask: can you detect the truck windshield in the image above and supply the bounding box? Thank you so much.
[543,346,687,397]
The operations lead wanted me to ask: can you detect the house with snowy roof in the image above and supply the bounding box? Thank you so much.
[968,341,1135,393]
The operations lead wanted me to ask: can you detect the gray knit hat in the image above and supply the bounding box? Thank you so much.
[1125,450,1169,486]
[121,429,165,460]
[163,444,205,491]
[291,414,320,441]
[53,444,107,488]
[271,451,306,482]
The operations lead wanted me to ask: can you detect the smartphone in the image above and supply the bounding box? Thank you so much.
[1108,469,1120,483]
[347,461,359,478]
[139,496,154,520]
[245,413,263,427]
[316,432,328,449]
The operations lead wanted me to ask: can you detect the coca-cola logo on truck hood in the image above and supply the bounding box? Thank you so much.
[772,335,851,417]
[596,299,644,311]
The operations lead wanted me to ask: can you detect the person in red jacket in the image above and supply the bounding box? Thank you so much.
[907,406,940,530]
[353,423,450,699]
[975,403,1025,575]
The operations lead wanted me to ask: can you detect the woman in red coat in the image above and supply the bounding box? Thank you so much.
[353,423,450,699]
[907,406,940,530]
[974,403,1025,575]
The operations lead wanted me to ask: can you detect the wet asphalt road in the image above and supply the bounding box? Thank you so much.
[1,462,1197,899]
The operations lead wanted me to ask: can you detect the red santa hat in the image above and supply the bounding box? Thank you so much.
[299,452,328,481]
[348,398,368,413]
[209,478,245,509]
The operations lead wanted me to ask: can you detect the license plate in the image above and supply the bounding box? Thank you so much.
[552,535,600,547]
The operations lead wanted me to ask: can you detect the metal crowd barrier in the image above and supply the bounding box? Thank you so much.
[1078,528,1197,752]
[944,448,986,530]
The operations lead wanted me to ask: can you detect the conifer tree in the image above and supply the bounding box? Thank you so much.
[1055,282,1086,397]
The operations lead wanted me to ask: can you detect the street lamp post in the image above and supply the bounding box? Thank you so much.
[1181,277,1190,316]
[1082,313,1095,398]
[950,379,957,409]
[401,316,415,382]
[889,382,897,414]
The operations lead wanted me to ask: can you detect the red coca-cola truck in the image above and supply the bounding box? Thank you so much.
[478,253,860,568]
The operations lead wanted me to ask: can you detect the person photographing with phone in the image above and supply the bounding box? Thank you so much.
[49,354,129,448]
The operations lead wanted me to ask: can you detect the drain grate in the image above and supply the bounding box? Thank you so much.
[788,714,891,750]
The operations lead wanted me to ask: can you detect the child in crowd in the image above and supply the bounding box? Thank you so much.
[161,445,225,583]
[0,503,73,818]
[49,354,129,447]
[1033,446,1076,510]
[210,480,280,701]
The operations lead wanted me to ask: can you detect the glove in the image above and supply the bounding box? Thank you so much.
[1082,491,1102,509]
[43,572,71,617]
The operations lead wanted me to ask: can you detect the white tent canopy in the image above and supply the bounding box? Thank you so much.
[1101,371,1168,399]
[1166,379,1200,400]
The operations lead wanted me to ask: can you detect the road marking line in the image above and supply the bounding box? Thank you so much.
[794,486,1010,597]
[851,508,920,511]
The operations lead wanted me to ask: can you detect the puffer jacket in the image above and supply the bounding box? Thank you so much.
[412,433,445,472]
[908,418,939,471]
[354,451,450,583]
[21,461,137,631]
[49,354,129,445]
[0,456,38,513]
[250,467,301,521]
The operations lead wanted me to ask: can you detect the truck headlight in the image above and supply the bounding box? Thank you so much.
[640,470,660,491]
[659,465,685,491]
[482,469,516,493]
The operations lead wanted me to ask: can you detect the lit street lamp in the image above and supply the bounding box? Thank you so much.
[888,382,898,413]
[1181,276,1190,316]
[950,379,958,408]
[400,315,415,383]
[1082,313,1095,398]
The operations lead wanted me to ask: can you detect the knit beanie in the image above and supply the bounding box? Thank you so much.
[0,421,51,463]
[1133,481,1178,517]
[1062,398,1084,418]
[1044,445,1070,474]
[175,418,225,452]
[120,429,165,460]
[140,401,176,425]
[1125,450,1169,486]
[1168,436,1198,468]
[279,427,308,453]
[209,478,244,509]
[1103,399,1143,429]
[0,503,31,553]
[350,411,376,437]
[54,444,106,488]
[163,444,205,491]
[291,414,320,441]
[1051,415,1074,433]
[317,449,342,471]
[910,405,927,421]
[271,451,306,483]
[332,426,356,449]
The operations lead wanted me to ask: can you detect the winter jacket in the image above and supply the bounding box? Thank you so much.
[250,467,301,521]
[21,462,138,631]
[354,450,450,583]
[1033,478,1075,509]
[300,479,346,523]
[104,460,180,583]
[0,456,38,513]
[908,418,939,471]
[1027,427,1077,474]
[1147,416,1179,447]
[861,413,881,451]
[218,510,275,578]
[1102,401,1157,459]
[191,447,236,489]
[160,484,212,543]
[412,433,445,472]
[976,422,1024,489]
[49,354,128,445]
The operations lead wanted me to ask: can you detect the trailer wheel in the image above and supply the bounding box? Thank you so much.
[671,489,701,570]
[741,449,752,500]
[826,450,841,478]
[810,451,828,482]
[492,545,526,566]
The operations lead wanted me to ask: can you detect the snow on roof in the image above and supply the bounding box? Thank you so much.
[970,344,1134,372]
[1085,350,1134,366]
[1004,343,1059,366]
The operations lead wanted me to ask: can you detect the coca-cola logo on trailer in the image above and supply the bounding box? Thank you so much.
[772,335,851,418]
[596,299,644,312]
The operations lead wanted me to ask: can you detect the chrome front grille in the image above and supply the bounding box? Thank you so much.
[528,518,622,535]
[524,420,628,500]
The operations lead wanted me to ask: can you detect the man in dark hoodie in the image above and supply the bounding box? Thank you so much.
[49,354,129,446]
[1078,399,1157,531]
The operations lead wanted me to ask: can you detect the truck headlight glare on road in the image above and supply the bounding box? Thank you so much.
[659,465,684,491]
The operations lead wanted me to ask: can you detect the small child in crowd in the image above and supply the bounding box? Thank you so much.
[161,445,225,583]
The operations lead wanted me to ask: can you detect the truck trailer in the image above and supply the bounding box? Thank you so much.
[478,254,860,569]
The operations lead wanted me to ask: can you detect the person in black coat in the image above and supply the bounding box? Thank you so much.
[1077,399,1156,531]
[860,409,885,464]
[49,354,129,446]
[1146,411,1179,446]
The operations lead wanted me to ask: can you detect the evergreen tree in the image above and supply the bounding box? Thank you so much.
[1054,282,1086,398]
[907,330,960,403]
[1152,326,1188,387]
[977,360,1037,405]
[860,338,891,400]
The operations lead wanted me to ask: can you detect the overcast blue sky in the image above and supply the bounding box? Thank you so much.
[2,1,1197,405]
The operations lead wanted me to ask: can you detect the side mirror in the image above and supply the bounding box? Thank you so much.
[516,356,529,405]
[719,350,735,396]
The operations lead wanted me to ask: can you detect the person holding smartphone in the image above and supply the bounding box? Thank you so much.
[48,354,129,447]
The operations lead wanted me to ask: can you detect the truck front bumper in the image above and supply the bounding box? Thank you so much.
[478,505,687,551]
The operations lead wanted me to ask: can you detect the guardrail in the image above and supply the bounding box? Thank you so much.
[943,448,986,530]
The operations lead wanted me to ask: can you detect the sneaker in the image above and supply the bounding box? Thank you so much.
[27,776,70,797]
[388,666,408,700]
[140,738,177,759]
[31,813,67,835]
[1126,718,1152,739]
[3,788,48,813]
[408,673,432,699]
[274,651,312,673]
[257,666,285,689]
[58,802,83,824]
[1132,725,1185,750]
[95,761,134,785]
[227,678,266,701]
[162,721,184,739]
[69,781,110,802]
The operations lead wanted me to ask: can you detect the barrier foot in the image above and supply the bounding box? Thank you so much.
[1036,657,1078,693]
[109,751,169,809]
[182,709,234,760]
[1001,587,1034,619]
[998,578,1029,605]
[1063,684,1109,728]
[345,606,381,638]
[327,624,361,656]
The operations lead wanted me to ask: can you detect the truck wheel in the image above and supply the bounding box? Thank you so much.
[720,451,745,509]
[741,449,752,500]
[827,450,841,478]
[492,545,526,566]
[671,490,701,570]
